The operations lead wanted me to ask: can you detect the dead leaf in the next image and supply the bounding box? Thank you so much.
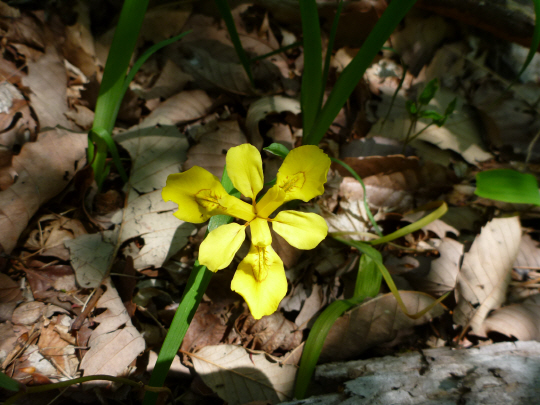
[514,233,540,270]
[453,217,521,336]
[246,96,301,149]
[65,232,115,289]
[295,284,326,328]
[0,273,22,322]
[38,318,78,377]
[481,294,540,340]
[181,301,228,354]
[139,2,191,43]
[12,301,45,325]
[369,89,493,165]
[407,237,464,296]
[320,291,445,363]
[184,120,247,178]
[191,344,296,405]
[238,312,302,354]
[79,278,145,377]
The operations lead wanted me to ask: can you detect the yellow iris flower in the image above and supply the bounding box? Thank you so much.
[162,144,331,319]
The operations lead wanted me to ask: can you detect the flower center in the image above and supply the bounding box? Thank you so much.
[280,172,306,193]
[253,246,270,282]
[195,189,225,211]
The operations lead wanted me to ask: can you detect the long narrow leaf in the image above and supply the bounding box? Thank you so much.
[143,167,237,405]
[304,0,417,145]
[214,0,254,86]
[518,0,540,78]
[300,0,323,137]
[320,0,343,112]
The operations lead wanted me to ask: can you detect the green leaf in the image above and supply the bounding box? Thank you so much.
[214,0,254,86]
[419,109,443,121]
[444,97,457,116]
[355,251,382,298]
[406,99,417,115]
[300,0,323,136]
[475,169,540,205]
[517,0,540,78]
[0,371,20,392]
[303,0,417,146]
[263,143,290,159]
[418,78,438,105]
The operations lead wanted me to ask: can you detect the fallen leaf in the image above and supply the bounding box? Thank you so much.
[514,233,540,270]
[65,233,115,289]
[407,237,464,296]
[295,284,326,328]
[481,294,540,340]
[79,278,145,377]
[238,312,302,354]
[191,344,296,405]
[38,318,78,377]
[246,96,301,149]
[0,273,22,322]
[320,291,445,363]
[184,120,247,178]
[181,301,228,354]
[11,301,45,325]
[453,217,521,336]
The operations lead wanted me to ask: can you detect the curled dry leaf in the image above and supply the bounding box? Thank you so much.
[453,217,521,336]
[0,273,23,322]
[481,294,540,340]
[11,301,45,325]
[191,344,296,405]
[38,318,78,377]
[79,278,145,377]
[320,291,445,363]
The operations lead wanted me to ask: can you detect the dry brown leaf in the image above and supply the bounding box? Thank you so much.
[238,312,302,354]
[481,294,540,340]
[320,291,445,363]
[514,233,540,270]
[181,302,228,354]
[11,301,45,325]
[38,318,78,377]
[0,36,87,253]
[143,89,213,127]
[295,284,326,328]
[139,2,191,43]
[407,237,464,296]
[453,217,522,336]
[184,120,247,178]
[191,344,296,405]
[0,273,22,322]
[79,278,145,377]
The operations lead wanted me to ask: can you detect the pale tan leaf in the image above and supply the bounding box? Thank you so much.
[80,278,145,377]
[191,344,296,405]
[320,291,445,363]
[514,233,540,269]
[184,120,247,178]
[143,90,213,128]
[139,2,191,43]
[409,237,464,295]
[64,233,115,289]
[453,217,521,336]
[370,89,493,165]
[112,190,196,269]
[481,294,540,340]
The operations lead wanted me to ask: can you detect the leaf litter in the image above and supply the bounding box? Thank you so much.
[0,1,539,404]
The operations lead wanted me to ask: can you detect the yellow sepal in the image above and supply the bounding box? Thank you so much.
[250,217,272,246]
[231,244,287,319]
[162,166,255,223]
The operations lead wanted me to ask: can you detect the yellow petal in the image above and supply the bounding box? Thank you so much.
[231,244,287,319]
[276,145,330,202]
[226,144,264,200]
[272,211,328,249]
[255,185,286,218]
[162,166,255,223]
[250,217,272,246]
[199,223,246,271]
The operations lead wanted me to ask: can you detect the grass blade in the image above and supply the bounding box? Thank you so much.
[304,0,418,146]
[320,0,343,110]
[476,169,540,205]
[300,0,323,137]
[517,0,540,78]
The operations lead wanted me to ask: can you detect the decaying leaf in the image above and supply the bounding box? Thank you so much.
[514,233,540,270]
[237,312,302,353]
[38,317,78,377]
[0,273,22,322]
[453,217,521,336]
[320,291,445,363]
[191,344,296,405]
[481,294,540,340]
[79,278,145,377]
